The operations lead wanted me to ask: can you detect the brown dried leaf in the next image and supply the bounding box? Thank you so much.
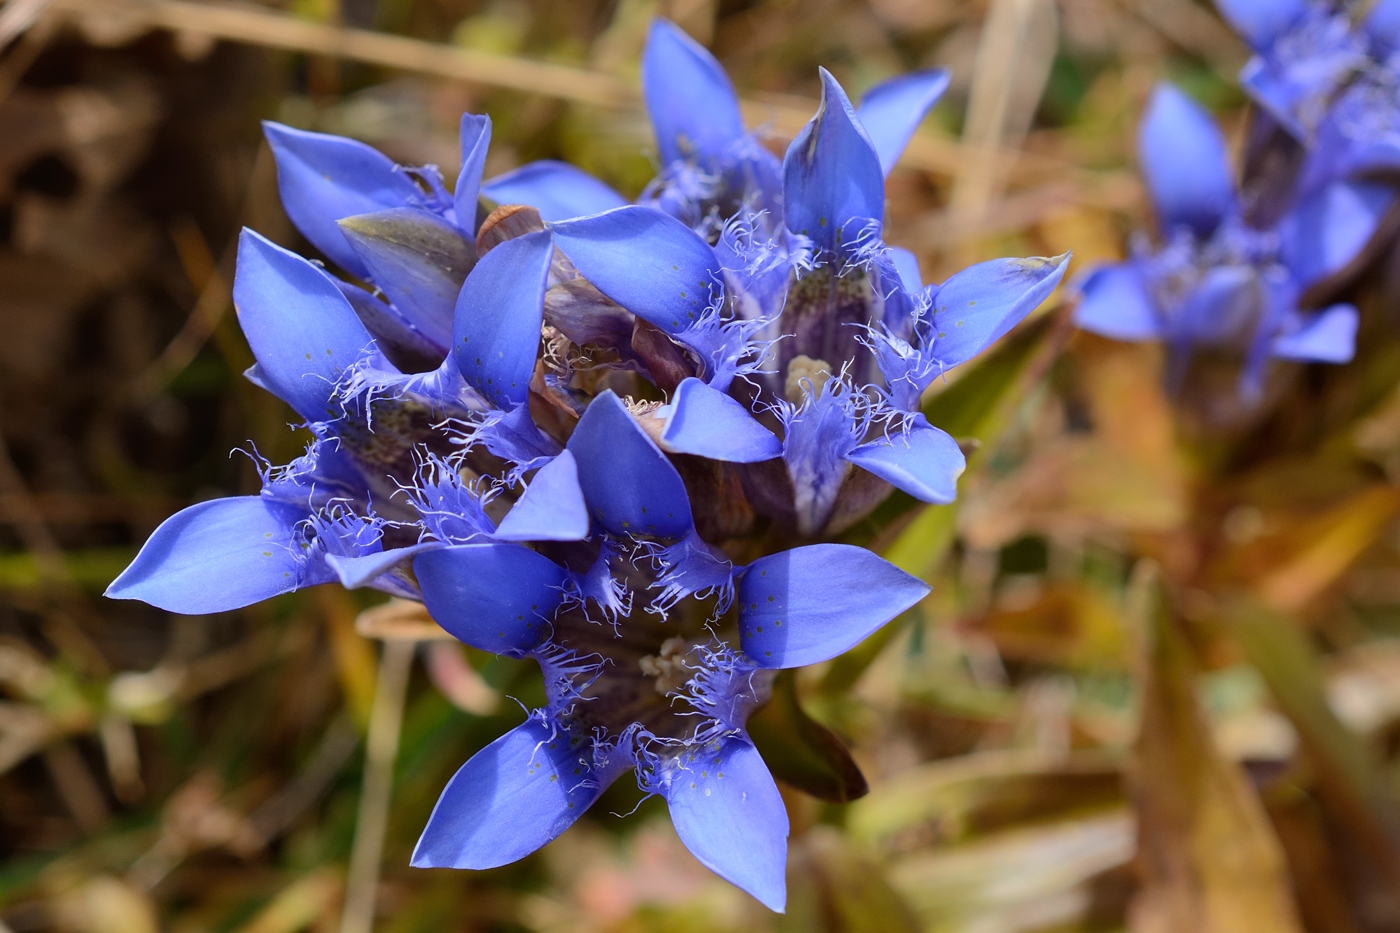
[888,810,1134,930]
[1130,608,1304,933]
[961,583,1130,668]
[849,748,1123,853]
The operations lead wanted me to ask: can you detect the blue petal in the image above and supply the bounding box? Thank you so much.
[855,69,950,176]
[325,543,439,590]
[1138,85,1235,237]
[551,205,722,336]
[477,404,563,475]
[664,737,788,912]
[929,254,1070,368]
[1238,59,1307,140]
[413,718,603,869]
[338,207,475,350]
[1214,0,1309,50]
[1280,181,1395,288]
[335,278,445,365]
[738,543,930,669]
[846,415,966,504]
[1367,0,1400,51]
[106,497,308,613]
[660,378,781,463]
[454,113,492,230]
[565,390,694,539]
[481,161,628,223]
[493,451,591,542]
[1073,263,1162,341]
[453,229,553,409]
[888,246,923,294]
[232,229,378,422]
[1273,303,1358,363]
[262,121,423,278]
[782,68,886,254]
[642,18,746,168]
[414,543,566,653]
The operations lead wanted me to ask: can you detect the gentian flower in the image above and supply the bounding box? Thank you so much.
[549,68,1067,536]
[1218,0,1400,136]
[408,390,929,913]
[484,18,951,236]
[106,121,572,611]
[1218,0,1400,201]
[1074,83,1370,398]
[105,32,1057,913]
[105,229,481,611]
[636,19,949,233]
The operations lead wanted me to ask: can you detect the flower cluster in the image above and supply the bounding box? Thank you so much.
[1075,0,1400,399]
[106,19,1067,911]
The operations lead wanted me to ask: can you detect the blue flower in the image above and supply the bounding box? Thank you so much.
[1218,0,1400,196]
[262,117,494,365]
[1074,83,1369,398]
[637,19,949,233]
[105,218,573,612]
[408,390,929,912]
[1218,1,1398,133]
[105,42,1048,912]
[482,18,949,236]
[549,68,1066,535]
[105,225,491,612]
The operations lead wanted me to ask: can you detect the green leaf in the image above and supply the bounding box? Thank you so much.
[748,670,868,803]
[1134,596,1305,932]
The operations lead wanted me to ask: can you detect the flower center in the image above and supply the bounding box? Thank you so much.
[784,355,834,403]
[638,636,695,696]
[779,268,879,392]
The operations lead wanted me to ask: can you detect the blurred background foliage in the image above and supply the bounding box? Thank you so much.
[2,0,1400,931]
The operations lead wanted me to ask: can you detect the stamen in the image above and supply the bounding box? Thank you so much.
[638,637,692,696]
[785,355,833,403]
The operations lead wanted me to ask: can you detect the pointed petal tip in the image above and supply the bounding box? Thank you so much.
[413,719,604,870]
[260,119,291,141]
[648,15,683,39]
[783,68,883,251]
[641,16,744,168]
[739,544,930,668]
[103,497,309,615]
[566,388,695,539]
[1139,84,1235,236]
[493,450,591,542]
[408,840,496,871]
[103,575,131,601]
[816,67,848,110]
[665,739,789,911]
[661,378,781,463]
